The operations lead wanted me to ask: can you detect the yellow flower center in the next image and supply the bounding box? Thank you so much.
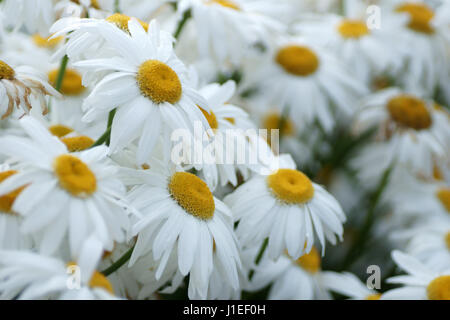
[53,154,97,197]
[267,169,314,205]
[275,45,320,77]
[49,124,74,138]
[199,106,218,129]
[106,13,149,33]
[366,293,382,300]
[396,2,435,34]
[262,112,295,137]
[168,172,215,220]
[0,171,26,214]
[32,34,63,49]
[61,136,94,152]
[67,262,114,294]
[433,164,444,181]
[295,246,321,274]
[209,0,240,10]
[337,19,370,39]
[387,95,432,130]
[48,68,85,96]
[445,232,450,251]
[0,60,15,80]
[427,275,450,300]
[137,60,182,105]
[436,188,450,213]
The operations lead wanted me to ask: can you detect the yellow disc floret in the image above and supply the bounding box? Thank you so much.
[0,170,26,214]
[427,275,450,300]
[366,294,382,300]
[267,169,314,205]
[137,60,182,104]
[89,270,114,294]
[295,246,321,274]
[67,262,114,294]
[106,13,149,33]
[61,136,95,152]
[396,2,435,34]
[0,60,15,80]
[48,68,85,96]
[262,112,295,137]
[436,188,450,213]
[337,19,370,39]
[168,172,215,220]
[199,106,218,129]
[209,0,240,10]
[445,232,450,251]
[53,154,97,197]
[49,124,74,138]
[32,34,63,48]
[275,45,320,77]
[387,95,432,130]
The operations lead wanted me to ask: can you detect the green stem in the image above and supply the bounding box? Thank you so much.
[339,164,394,270]
[101,245,135,276]
[90,109,116,148]
[55,55,69,93]
[248,238,269,281]
[174,9,191,40]
[114,0,120,13]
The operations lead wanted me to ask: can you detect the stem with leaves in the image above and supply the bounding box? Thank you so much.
[339,164,394,270]
[101,245,135,276]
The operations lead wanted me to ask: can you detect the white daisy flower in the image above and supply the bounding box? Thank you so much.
[54,0,112,20]
[322,271,383,300]
[0,59,61,119]
[352,88,450,180]
[383,250,450,300]
[386,169,450,220]
[0,237,118,300]
[0,116,130,256]
[392,217,450,269]
[294,14,408,86]
[247,247,332,300]
[381,0,450,101]
[186,79,273,189]
[130,247,185,300]
[0,166,32,250]
[49,12,156,62]
[225,154,346,260]
[176,0,286,66]
[71,19,210,164]
[0,0,55,36]
[124,160,242,300]
[246,37,368,132]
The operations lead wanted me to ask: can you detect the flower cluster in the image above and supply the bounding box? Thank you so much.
[0,0,449,300]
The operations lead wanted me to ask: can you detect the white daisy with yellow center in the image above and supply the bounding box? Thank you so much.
[294,14,408,86]
[185,79,273,189]
[0,237,118,300]
[352,88,450,182]
[383,250,450,300]
[246,246,332,300]
[394,218,450,269]
[0,116,130,257]
[247,38,368,132]
[0,165,32,251]
[69,19,210,164]
[122,159,241,300]
[0,59,61,119]
[225,154,346,260]
[380,0,450,102]
[176,0,285,65]
[322,271,382,300]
